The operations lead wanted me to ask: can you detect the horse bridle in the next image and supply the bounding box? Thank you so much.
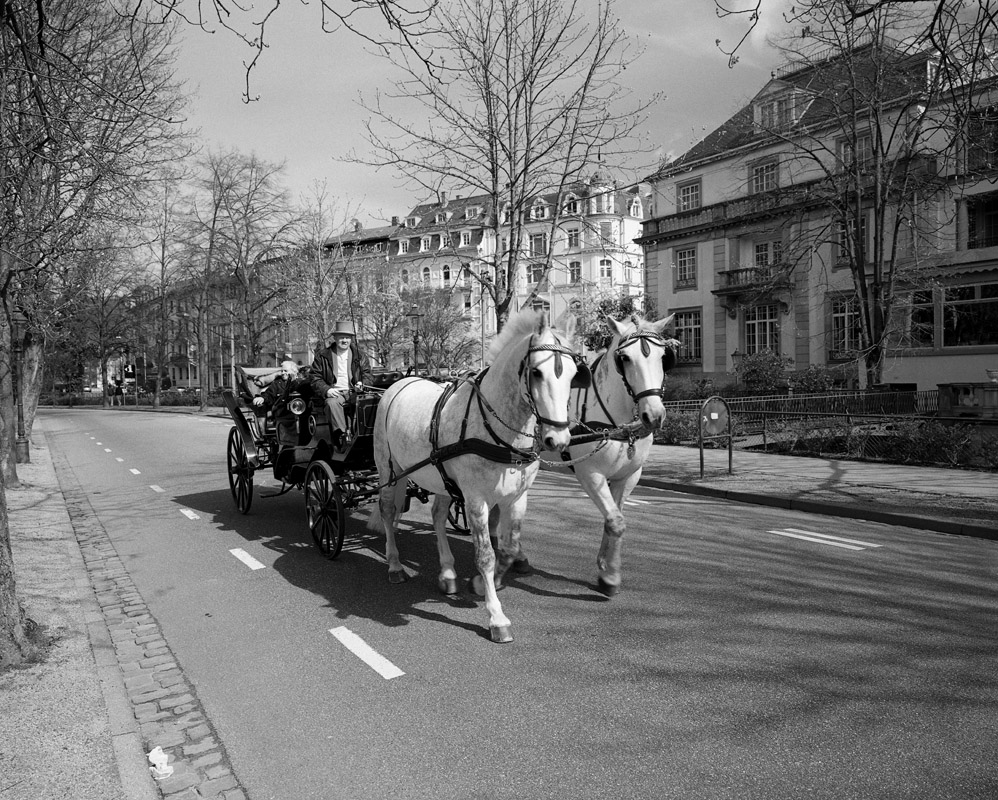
[518,335,589,430]
[612,330,671,401]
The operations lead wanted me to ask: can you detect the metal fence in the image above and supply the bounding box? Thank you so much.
[660,390,998,470]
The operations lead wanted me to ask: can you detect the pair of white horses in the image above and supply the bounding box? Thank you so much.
[368,307,677,643]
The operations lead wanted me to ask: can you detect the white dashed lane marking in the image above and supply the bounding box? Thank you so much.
[129,468,141,475]
[180,509,200,520]
[116,458,124,462]
[150,485,164,493]
[765,528,883,551]
[329,626,405,680]
[230,548,266,571]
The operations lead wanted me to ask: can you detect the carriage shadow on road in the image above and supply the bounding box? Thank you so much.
[171,487,605,640]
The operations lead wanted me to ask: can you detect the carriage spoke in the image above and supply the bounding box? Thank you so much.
[306,461,345,559]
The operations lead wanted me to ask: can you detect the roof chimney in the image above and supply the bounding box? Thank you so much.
[391,215,400,226]
[438,190,448,207]
[351,218,362,232]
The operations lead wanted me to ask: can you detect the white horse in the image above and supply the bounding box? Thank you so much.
[541,313,679,596]
[368,309,588,643]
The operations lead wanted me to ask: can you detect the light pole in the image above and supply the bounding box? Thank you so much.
[404,303,423,373]
[11,308,29,463]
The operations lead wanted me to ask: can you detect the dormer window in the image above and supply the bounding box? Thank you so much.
[628,198,642,217]
[531,201,550,220]
[405,216,419,228]
[434,212,448,224]
[754,88,811,131]
[465,206,481,220]
[564,196,579,215]
[420,236,431,252]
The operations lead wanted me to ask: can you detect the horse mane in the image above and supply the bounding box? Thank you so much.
[486,307,545,363]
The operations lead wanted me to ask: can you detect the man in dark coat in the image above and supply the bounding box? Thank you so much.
[252,360,303,448]
[308,320,373,444]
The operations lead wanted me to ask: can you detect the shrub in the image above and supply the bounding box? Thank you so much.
[736,350,794,394]
[655,411,699,444]
[788,364,837,394]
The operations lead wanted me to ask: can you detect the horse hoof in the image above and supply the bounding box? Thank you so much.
[438,576,459,595]
[489,625,514,643]
[597,578,621,597]
[512,557,532,575]
[466,576,485,597]
[388,569,407,584]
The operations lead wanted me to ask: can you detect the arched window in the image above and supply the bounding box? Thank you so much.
[422,266,431,284]
[401,269,410,285]
[442,265,451,285]
[599,259,613,279]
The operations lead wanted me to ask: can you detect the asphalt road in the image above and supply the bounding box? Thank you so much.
[42,409,998,800]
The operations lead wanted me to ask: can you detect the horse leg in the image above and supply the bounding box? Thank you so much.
[380,480,409,584]
[595,470,642,596]
[487,504,530,575]
[467,500,513,643]
[431,495,459,595]
[495,493,528,589]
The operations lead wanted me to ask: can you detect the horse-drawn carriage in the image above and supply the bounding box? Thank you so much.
[222,366,437,559]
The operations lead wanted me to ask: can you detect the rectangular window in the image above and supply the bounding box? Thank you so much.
[675,247,697,288]
[837,133,874,169]
[599,259,613,279]
[754,241,783,268]
[677,180,701,212]
[760,96,791,129]
[745,304,780,354]
[968,196,998,249]
[837,212,869,263]
[750,161,778,194]
[967,108,998,172]
[399,240,410,254]
[673,310,702,362]
[943,283,998,346]
[906,290,935,347]
[530,233,547,257]
[830,296,862,359]
[569,261,581,283]
[565,198,579,215]
[460,230,472,247]
[420,236,431,252]
[599,222,614,246]
[566,228,581,249]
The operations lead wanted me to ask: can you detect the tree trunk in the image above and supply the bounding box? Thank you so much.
[0,467,35,668]
[23,335,44,438]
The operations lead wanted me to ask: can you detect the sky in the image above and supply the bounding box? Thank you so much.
[171,0,792,228]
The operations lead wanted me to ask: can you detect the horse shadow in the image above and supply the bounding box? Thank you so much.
[172,487,604,639]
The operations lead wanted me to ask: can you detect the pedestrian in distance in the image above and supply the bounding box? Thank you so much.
[113,377,124,406]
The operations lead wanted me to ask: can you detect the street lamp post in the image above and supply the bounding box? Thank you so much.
[11,308,30,463]
[404,303,423,373]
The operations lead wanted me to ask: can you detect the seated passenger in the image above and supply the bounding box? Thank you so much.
[252,360,302,448]
[308,320,373,445]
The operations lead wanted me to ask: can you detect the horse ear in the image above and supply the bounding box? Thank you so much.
[652,313,675,336]
[606,316,627,338]
[663,339,680,373]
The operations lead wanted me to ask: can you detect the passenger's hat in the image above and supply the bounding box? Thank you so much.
[331,320,356,338]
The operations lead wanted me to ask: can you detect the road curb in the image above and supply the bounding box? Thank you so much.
[637,477,998,541]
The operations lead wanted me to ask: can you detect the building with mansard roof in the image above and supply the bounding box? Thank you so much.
[638,38,998,391]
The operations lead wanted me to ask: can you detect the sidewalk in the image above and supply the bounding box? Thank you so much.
[1,413,995,800]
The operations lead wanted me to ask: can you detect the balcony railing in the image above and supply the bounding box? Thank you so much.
[716,265,791,292]
[641,181,822,240]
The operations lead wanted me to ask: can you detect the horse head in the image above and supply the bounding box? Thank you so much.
[516,310,584,453]
[605,313,678,430]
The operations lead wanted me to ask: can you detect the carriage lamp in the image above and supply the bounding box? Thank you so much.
[404,303,423,372]
[11,307,30,463]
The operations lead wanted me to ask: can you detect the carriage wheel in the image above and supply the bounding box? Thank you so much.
[305,461,346,559]
[447,500,469,534]
[227,427,254,514]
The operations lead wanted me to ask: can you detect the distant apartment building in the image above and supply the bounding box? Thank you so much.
[638,39,998,390]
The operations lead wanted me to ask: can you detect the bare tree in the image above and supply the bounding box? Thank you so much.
[357,0,655,331]
[0,0,189,666]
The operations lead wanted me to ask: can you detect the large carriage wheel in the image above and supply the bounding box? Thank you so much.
[227,427,254,514]
[305,461,346,559]
[447,500,469,534]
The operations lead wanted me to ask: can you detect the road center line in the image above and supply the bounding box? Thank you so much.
[149,485,164,493]
[329,626,405,680]
[180,509,200,520]
[104,448,112,452]
[129,468,141,475]
[116,457,124,462]
[229,548,266,570]
[766,529,864,550]
[781,527,882,548]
